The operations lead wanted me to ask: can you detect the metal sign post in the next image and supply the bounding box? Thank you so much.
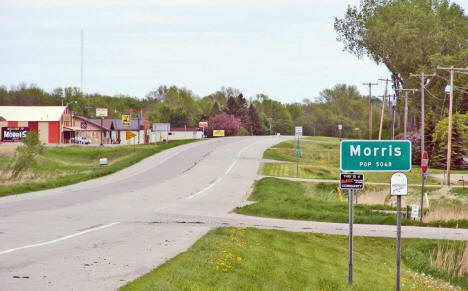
[340,173,363,285]
[296,138,300,178]
[420,151,428,222]
[96,108,108,146]
[391,172,408,291]
[348,188,354,285]
[295,127,302,178]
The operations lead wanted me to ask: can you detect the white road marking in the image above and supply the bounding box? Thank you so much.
[238,141,260,157]
[186,178,222,200]
[225,160,237,175]
[186,139,267,200]
[0,222,120,255]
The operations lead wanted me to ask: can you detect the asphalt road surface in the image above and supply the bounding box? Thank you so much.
[0,136,466,291]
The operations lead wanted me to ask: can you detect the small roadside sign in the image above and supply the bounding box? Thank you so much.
[199,121,208,128]
[295,126,303,137]
[126,131,136,140]
[153,123,170,132]
[411,205,419,218]
[421,151,428,174]
[340,174,364,190]
[213,130,225,137]
[390,173,408,195]
[122,114,130,126]
[296,149,301,158]
[96,108,108,117]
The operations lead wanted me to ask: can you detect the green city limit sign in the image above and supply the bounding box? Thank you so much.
[340,140,412,172]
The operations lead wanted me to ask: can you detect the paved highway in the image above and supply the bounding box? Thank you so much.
[0,136,466,291]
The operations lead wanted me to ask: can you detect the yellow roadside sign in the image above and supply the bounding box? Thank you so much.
[126,131,136,140]
[122,114,130,126]
[213,130,225,137]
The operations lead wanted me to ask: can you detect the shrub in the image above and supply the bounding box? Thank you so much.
[10,131,43,179]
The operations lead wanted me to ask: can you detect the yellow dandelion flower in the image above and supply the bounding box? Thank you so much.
[237,256,242,261]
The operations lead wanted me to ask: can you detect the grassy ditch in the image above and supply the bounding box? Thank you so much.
[120,227,467,290]
[262,137,448,185]
[235,177,468,228]
[0,140,198,196]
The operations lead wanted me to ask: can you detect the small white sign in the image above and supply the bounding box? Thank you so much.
[295,126,303,136]
[390,172,408,195]
[411,205,419,218]
[153,123,170,132]
[338,124,342,130]
[96,108,108,117]
[99,158,108,165]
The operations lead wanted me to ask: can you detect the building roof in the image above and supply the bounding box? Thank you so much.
[89,119,114,130]
[0,106,67,122]
[73,116,108,130]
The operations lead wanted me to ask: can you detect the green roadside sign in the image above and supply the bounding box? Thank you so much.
[340,140,411,172]
[296,149,301,157]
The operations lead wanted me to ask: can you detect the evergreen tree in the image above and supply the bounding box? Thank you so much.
[430,114,466,169]
[236,94,249,126]
[424,110,436,159]
[224,96,239,117]
[210,101,222,117]
[248,104,264,135]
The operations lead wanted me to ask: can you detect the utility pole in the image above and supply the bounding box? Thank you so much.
[363,82,378,139]
[396,89,418,139]
[437,66,468,186]
[378,78,391,140]
[409,73,435,160]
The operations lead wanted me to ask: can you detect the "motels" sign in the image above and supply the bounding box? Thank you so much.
[2,127,29,142]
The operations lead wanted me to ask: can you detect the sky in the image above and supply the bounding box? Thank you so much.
[0,0,397,103]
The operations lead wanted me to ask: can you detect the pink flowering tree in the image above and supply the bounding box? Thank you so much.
[208,112,241,136]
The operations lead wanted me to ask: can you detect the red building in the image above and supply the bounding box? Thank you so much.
[0,106,71,144]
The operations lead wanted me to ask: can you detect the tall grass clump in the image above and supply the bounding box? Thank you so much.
[9,131,43,179]
[403,240,468,289]
[430,241,468,278]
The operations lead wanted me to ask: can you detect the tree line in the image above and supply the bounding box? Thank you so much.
[1,0,467,168]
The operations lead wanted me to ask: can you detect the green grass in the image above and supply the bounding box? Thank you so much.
[235,177,468,228]
[120,227,467,290]
[261,137,445,185]
[0,140,199,196]
[450,187,468,197]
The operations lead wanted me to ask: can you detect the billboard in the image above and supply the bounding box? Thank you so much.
[2,127,29,142]
[213,130,225,137]
[153,123,170,132]
[96,108,108,117]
